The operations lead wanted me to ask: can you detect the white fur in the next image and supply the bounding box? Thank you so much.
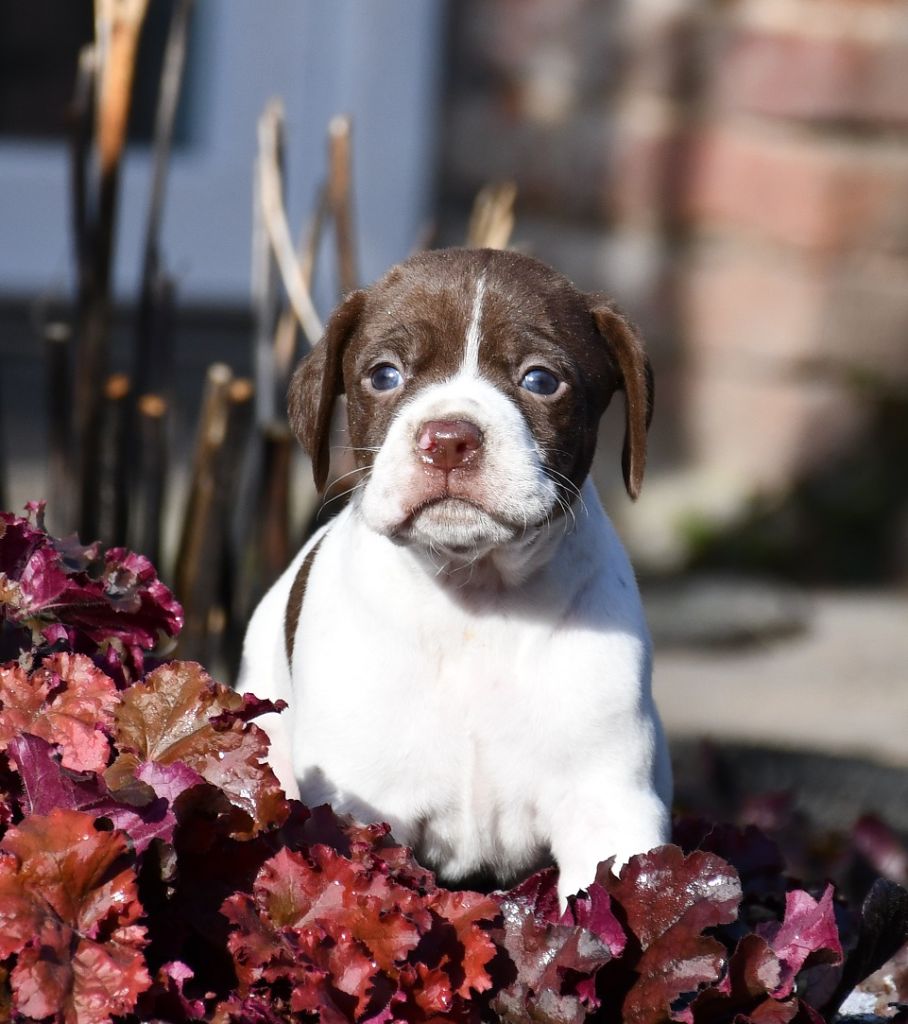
[238,337,672,902]
[462,274,486,375]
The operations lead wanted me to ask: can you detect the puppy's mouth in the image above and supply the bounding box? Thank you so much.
[393,496,525,554]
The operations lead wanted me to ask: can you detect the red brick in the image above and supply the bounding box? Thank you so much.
[610,113,690,225]
[714,25,908,127]
[681,247,826,369]
[685,126,908,252]
[682,244,908,384]
[682,367,868,489]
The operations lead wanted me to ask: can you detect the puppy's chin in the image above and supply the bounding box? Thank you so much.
[397,498,519,556]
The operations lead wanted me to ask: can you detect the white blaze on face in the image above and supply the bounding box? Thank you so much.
[358,273,559,555]
[462,275,486,376]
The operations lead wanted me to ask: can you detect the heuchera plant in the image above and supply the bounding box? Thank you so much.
[0,503,907,1024]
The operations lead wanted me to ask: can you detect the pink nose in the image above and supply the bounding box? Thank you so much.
[416,419,483,471]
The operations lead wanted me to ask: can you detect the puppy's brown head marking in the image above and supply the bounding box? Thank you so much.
[288,247,653,501]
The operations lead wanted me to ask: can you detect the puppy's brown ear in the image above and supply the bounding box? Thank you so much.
[589,301,654,500]
[288,290,366,492]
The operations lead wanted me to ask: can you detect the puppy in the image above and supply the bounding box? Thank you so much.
[237,247,671,902]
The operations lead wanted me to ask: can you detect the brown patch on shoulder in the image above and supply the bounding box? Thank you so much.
[284,537,325,664]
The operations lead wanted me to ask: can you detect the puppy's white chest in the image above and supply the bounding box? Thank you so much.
[296,589,560,880]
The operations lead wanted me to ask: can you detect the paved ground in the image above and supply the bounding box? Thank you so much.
[653,589,908,768]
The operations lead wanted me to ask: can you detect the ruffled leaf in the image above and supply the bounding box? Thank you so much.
[601,845,743,1024]
[0,808,150,1024]
[0,654,118,773]
[110,661,288,835]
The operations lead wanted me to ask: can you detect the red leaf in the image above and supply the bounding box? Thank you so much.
[427,889,500,997]
[0,808,150,1024]
[0,654,118,774]
[492,868,616,1023]
[111,661,288,835]
[602,845,742,1024]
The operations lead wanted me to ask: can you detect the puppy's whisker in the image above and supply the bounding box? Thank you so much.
[327,465,373,489]
[319,475,370,514]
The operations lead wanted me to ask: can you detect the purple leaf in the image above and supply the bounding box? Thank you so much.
[758,886,843,998]
[11,734,178,853]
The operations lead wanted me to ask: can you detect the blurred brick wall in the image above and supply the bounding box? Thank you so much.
[441,0,908,557]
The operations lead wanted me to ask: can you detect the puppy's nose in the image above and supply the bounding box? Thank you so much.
[417,419,483,471]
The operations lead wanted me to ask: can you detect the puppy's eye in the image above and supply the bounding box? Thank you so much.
[369,364,403,391]
[519,367,560,396]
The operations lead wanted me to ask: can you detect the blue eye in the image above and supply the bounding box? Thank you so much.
[519,367,560,396]
[370,364,403,391]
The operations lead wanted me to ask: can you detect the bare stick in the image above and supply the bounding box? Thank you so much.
[97,373,132,545]
[135,0,194,398]
[175,363,233,658]
[217,378,255,668]
[466,181,517,250]
[94,0,151,179]
[43,322,73,533]
[258,99,323,348]
[132,393,168,566]
[300,181,329,295]
[69,46,96,312]
[252,101,283,428]
[77,0,150,540]
[327,114,358,297]
[273,183,330,393]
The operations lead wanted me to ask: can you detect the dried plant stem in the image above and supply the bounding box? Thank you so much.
[69,46,95,315]
[258,99,323,350]
[273,183,330,388]
[97,373,132,545]
[135,0,193,398]
[76,0,150,541]
[176,367,258,661]
[175,364,233,657]
[132,393,168,568]
[327,114,358,296]
[44,323,73,534]
[466,181,517,250]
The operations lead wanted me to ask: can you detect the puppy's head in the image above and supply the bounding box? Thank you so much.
[289,248,652,558]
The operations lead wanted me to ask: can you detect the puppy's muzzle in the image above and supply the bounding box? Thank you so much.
[416,419,483,473]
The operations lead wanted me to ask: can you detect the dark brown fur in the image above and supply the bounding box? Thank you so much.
[284,537,324,662]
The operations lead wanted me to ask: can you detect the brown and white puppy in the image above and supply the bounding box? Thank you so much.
[237,248,671,903]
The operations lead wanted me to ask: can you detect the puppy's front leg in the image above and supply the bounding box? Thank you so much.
[549,773,670,908]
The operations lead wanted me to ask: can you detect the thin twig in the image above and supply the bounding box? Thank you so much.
[97,372,131,545]
[466,181,517,250]
[273,183,330,393]
[258,99,323,348]
[44,322,73,534]
[69,46,95,313]
[132,393,168,567]
[175,363,234,658]
[135,0,194,398]
[76,0,150,540]
[327,114,358,296]
[300,181,329,295]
